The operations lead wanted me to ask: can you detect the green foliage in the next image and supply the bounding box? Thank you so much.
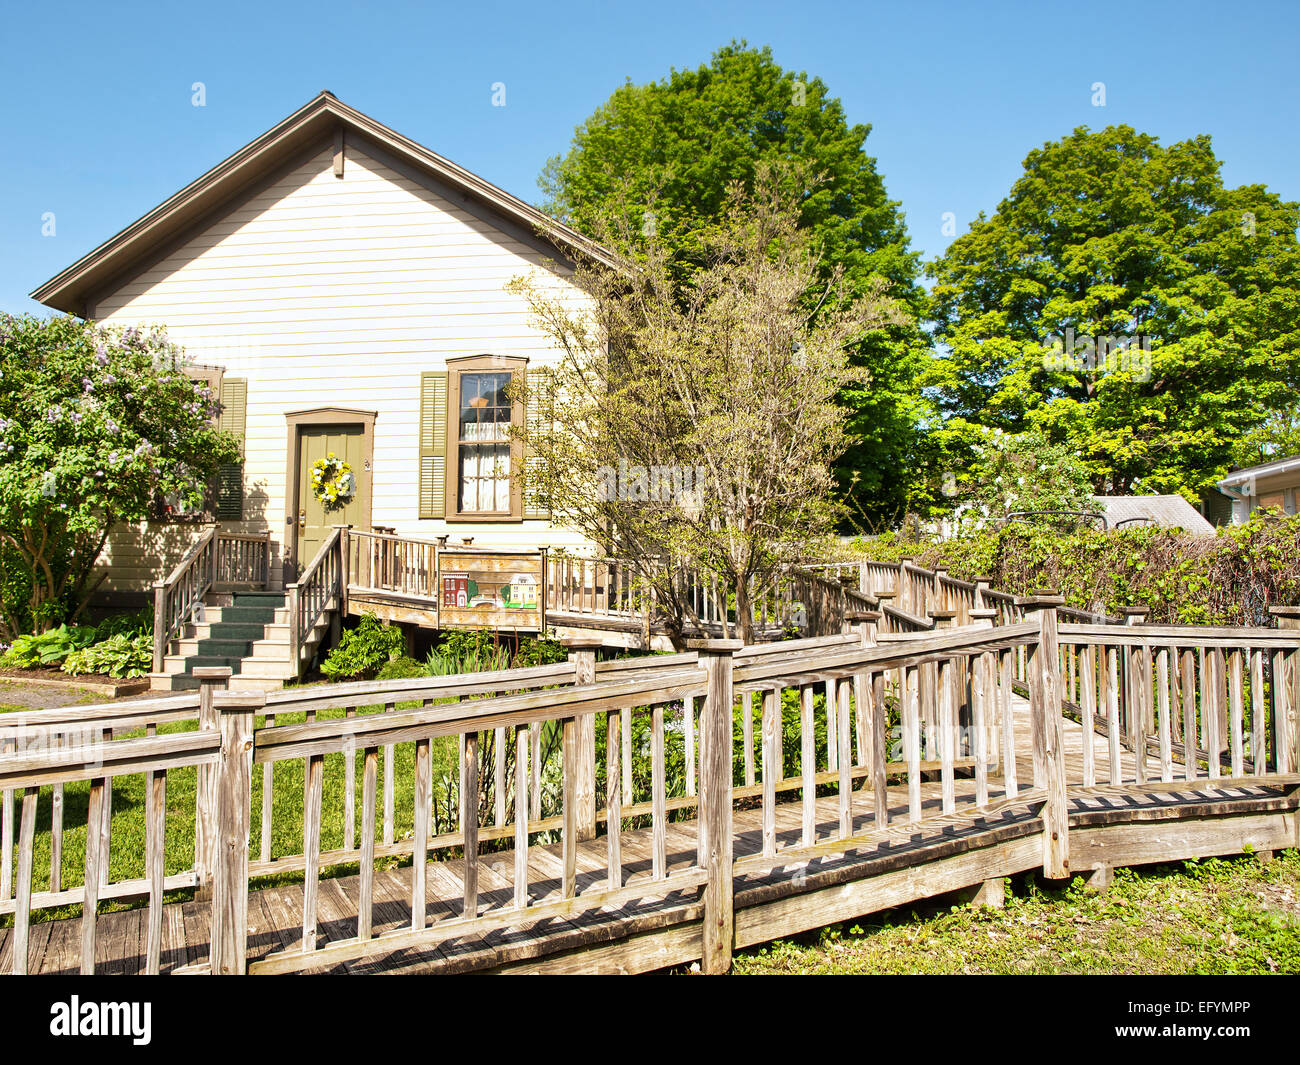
[319,613,405,680]
[0,607,153,676]
[540,41,932,528]
[952,427,1095,528]
[425,629,566,675]
[0,623,97,668]
[850,509,1300,624]
[1233,408,1300,468]
[374,656,430,681]
[62,633,152,678]
[511,631,567,668]
[0,314,240,636]
[926,125,1300,508]
[91,607,153,642]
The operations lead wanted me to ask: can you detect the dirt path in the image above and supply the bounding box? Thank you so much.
[0,679,117,710]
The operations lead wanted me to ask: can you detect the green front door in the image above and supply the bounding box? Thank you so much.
[295,425,369,574]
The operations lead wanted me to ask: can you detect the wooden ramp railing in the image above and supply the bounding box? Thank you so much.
[5,600,1297,975]
[304,527,1116,648]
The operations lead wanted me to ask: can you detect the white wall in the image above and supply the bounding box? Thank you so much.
[92,138,594,590]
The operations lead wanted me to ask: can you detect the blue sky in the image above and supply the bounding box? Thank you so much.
[2,0,1296,315]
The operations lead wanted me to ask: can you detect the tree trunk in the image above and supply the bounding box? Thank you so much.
[735,575,753,645]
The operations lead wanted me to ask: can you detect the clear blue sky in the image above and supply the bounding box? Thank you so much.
[3,0,1296,315]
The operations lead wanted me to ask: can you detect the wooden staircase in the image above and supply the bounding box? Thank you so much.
[152,591,288,692]
[151,589,339,692]
[150,526,342,693]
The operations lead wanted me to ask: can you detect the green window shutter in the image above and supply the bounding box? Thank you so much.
[216,378,247,521]
[522,367,553,519]
[419,371,448,518]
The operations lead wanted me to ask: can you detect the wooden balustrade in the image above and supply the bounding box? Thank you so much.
[152,527,274,672]
[287,527,344,677]
[346,528,438,601]
[1056,621,1300,785]
[546,555,646,620]
[0,673,262,974]
[4,603,1298,975]
[214,530,273,588]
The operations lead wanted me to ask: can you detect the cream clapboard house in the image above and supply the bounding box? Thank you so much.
[33,92,607,610]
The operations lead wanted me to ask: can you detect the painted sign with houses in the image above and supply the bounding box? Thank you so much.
[436,549,545,630]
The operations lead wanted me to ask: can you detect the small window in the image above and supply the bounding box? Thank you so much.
[442,356,524,521]
[458,371,513,513]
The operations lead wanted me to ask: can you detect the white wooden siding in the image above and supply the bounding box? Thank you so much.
[93,140,592,590]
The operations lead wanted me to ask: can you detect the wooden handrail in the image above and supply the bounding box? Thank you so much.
[152,526,218,673]
[286,527,344,678]
[151,527,275,673]
[5,602,1300,975]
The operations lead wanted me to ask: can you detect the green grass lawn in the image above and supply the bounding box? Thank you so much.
[730,850,1300,975]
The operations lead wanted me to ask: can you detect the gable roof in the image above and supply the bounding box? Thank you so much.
[1092,494,1215,534]
[31,91,615,315]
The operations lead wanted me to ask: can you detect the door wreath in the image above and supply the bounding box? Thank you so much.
[310,452,356,511]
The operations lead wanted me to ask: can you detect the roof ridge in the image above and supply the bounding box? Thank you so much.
[31,92,614,313]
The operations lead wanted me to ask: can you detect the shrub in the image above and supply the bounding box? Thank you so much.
[320,613,406,680]
[0,314,240,638]
[513,631,567,668]
[375,656,430,681]
[0,623,97,668]
[425,629,567,675]
[92,607,152,642]
[846,510,1300,625]
[62,633,152,678]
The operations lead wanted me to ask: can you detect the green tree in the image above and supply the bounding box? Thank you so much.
[949,427,1095,534]
[540,41,933,528]
[927,125,1300,503]
[0,314,239,636]
[1232,408,1300,468]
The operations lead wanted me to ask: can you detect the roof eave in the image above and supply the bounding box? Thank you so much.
[30,92,616,315]
[1217,454,1300,488]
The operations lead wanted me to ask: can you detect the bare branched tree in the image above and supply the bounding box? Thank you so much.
[510,166,907,644]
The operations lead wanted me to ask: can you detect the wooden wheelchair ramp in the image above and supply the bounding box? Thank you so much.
[3,602,1298,975]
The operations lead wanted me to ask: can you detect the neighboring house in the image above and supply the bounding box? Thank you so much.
[1091,495,1215,534]
[1216,454,1300,523]
[31,92,610,605]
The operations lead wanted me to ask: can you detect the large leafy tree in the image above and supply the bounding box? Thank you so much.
[540,41,933,528]
[927,125,1300,503]
[0,314,239,635]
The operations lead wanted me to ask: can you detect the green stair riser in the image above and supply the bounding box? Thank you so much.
[192,639,258,657]
[195,623,266,642]
[180,655,244,674]
[216,607,281,625]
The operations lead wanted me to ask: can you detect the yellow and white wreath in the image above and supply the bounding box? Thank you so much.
[310,452,356,511]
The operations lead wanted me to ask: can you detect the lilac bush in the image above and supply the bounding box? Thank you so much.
[0,314,239,635]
